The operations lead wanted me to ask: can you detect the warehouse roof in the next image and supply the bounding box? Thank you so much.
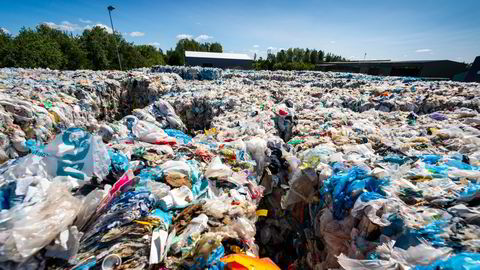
[185,51,252,60]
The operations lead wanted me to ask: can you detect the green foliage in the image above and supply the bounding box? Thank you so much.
[166,38,224,65]
[253,47,346,71]
[0,25,170,70]
[0,24,342,72]
[136,45,165,66]
[0,30,16,67]
[209,42,223,53]
[13,27,65,69]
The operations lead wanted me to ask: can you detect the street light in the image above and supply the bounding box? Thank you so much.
[107,5,122,70]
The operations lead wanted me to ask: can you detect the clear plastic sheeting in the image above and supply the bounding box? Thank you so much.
[0,184,81,262]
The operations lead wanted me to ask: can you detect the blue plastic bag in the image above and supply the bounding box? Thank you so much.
[414,252,480,270]
[164,129,192,144]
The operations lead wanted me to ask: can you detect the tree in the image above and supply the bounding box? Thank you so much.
[0,30,15,67]
[293,48,304,62]
[310,50,318,65]
[325,53,333,62]
[277,50,286,63]
[136,45,165,67]
[318,50,325,62]
[79,26,114,69]
[303,48,310,63]
[166,49,183,66]
[36,25,88,69]
[209,42,223,53]
[286,48,294,63]
[13,27,64,69]
[253,47,345,71]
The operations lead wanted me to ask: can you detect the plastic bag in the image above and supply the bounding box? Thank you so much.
[160,160,191,177]
[159,186,193,210]
[45,226,83,261]
[337,241,453,270]
[203,199,230,219]
[74,189,107,230]
[135,121,168,144]
[147,181,171,201]
[0,184,81,262]
[414,252,480,270]
[42,128,111,181]
[245,138,267,177]
[205,156,233,180]
[231,217,256,240]
[171,214,209,253]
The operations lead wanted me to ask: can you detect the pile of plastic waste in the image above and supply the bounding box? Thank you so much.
[150,66,223,81]
[1,67,480,270]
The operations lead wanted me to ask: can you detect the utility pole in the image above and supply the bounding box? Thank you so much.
[108,5,122,70]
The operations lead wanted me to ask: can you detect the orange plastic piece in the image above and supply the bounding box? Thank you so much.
[221,254,281,270]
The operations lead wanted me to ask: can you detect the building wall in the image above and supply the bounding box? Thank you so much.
[420,61,468,79]
[318,61,467,79]
[185,57,252,69]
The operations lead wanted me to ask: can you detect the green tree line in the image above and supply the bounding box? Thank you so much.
[254,48,346,70]
[0,25,346,71]
[0,25,223,70]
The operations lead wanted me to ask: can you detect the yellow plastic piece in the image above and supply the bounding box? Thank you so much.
[256,209,268,217]
[221,254,281,270]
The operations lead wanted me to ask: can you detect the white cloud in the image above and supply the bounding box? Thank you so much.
[79,18,92,24]
[0,27,9,34]
[330,40,336,44]
[176,34,193,39]
[148,42,160,47]
[415,48,432,53]
[267,46,278,51]
[42,21,82,31]
[195,34,213,41]
[175,33,213,41]
[84,23,113,33]
[253,45,259,48]
[129,31,145,37]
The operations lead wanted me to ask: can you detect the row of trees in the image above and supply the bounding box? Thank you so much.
[0,25,223,70]
[254,48,346,70]
[0,25,345,71]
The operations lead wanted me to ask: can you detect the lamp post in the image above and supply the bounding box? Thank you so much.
[107,5,122,70]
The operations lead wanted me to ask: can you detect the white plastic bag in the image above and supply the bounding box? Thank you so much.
[205,156,232,180]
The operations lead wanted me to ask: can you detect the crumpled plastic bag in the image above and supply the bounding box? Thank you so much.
[74,189,107,230]
[0,184,81,262]
[246,137,268,177]
[41,128,110,181]
[45,226,83,261]
[205,156,233,180]
[337,241,453,270]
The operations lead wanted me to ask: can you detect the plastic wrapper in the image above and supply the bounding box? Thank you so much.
[74,189,107,230]
[205,156,233,180]
[0,184,81,262]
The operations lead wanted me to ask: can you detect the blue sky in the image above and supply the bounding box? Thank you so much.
[1,0,479,62]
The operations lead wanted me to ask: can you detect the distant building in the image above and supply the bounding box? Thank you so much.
[184,51,252,69]
[316,60,468,80]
